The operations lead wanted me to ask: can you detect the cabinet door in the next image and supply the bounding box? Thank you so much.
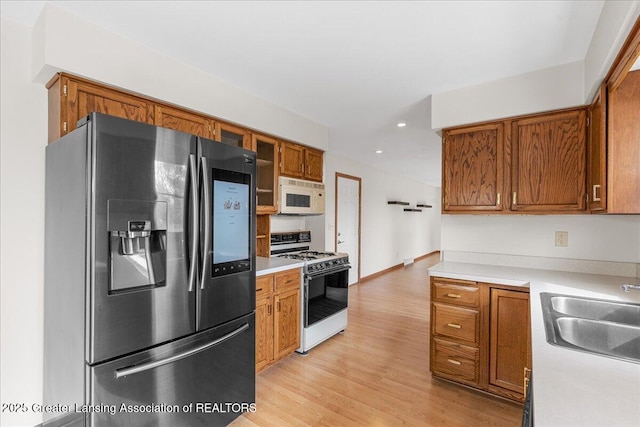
[256,215,271,258]
[255,296,273,372]
[253,134,279,214]
[304,148,324,182]
[154,105,214,139]
[588,84,607,212]
[607,70,640,213]
[511,109,587,212]
[64,77,151,136]
[216,122,251,150]
[443,123,504,212]
[273,288,300,360]
[280,142,305,179]
[488,288,530,401]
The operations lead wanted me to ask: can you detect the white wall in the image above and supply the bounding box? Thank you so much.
[1,18,48,427]
[323,153,441,278]
[32,4,329,150]
[584,0,640,100]
[432,1,640,129]
[442,215,640,264]
[431,61,584,130]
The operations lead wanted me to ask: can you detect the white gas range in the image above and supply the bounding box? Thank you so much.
[270,232,350,353]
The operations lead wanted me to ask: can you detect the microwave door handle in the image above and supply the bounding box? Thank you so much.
[200,156,212,289]
[187,154,199,292]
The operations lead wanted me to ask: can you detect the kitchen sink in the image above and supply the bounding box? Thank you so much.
[551,296,640,324]
[541,293,640,363]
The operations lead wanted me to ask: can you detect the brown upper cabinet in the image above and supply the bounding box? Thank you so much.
[252,134,279,215]
[280,142,323,182]
[510,109,587,212]
[47,72,324,225]
[442,107,587,214]
[48,74,152,142]
[442,122,504,212]
[304,147,324,182]
[587,17,640,214]
[216,122,251,150]
[280,142,305,178]
[587,83,607,212]
[606,70,640,213]
[154,104,215,140]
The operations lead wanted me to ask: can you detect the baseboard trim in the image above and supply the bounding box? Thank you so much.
[415,251,440,262]
[359,263,404,283]
[359,251,440,283]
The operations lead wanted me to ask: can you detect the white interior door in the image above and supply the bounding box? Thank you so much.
[336,174,361,286]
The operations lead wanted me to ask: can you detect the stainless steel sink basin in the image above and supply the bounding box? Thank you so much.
[551,296,640,325]
[541,293,640,363]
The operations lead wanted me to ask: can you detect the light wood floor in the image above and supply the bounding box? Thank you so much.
[231,254,522,426]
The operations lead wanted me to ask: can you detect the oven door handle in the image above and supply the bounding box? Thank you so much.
[305,264,351,279]
[303,282,309,327]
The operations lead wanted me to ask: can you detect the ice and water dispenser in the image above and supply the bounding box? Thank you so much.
[107,200,167,291]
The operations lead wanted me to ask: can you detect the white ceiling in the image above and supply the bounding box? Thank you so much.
[0,1,606,186]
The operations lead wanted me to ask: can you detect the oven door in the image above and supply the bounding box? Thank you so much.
[304,265,350,327]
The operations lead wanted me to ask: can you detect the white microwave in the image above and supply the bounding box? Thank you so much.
[279,177,325,215]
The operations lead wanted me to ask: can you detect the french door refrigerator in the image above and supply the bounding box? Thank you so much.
[44,113,256,427]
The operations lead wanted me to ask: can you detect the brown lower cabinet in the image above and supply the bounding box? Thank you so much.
[430,276,531,402]
[256,268,301,372]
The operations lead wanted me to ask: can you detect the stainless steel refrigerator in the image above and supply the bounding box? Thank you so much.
[44,113,256,426]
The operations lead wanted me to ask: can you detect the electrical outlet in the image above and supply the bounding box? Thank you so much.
[555,231,568,247]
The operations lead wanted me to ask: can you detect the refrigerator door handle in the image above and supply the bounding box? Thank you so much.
[187,154,199,292]
[114,322,250,379]
[200,156,212,289]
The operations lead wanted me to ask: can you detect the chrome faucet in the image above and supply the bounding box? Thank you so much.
[621,284,640,292]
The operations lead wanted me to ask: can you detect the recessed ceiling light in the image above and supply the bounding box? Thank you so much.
[375,150,383,154]
[396,122,407,127]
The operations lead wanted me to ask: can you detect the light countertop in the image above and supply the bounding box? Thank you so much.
[428,262,640,427]
[256,256,304,276]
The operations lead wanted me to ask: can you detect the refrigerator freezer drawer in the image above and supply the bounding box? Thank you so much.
[88,313,255,427]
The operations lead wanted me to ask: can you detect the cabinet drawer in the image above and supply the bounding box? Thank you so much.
[432,338,479,386]
[256,275,273,300]
[275,269,300,293]
[433,279,480,308]
[433,303,479,344]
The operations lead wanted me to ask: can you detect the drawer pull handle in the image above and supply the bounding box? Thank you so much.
[446,293,462,298]
[447,323,462,329]
[447,359,462,365]
[256,288,263,292]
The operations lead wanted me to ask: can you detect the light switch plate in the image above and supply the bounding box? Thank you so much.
[555,231,568,247]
